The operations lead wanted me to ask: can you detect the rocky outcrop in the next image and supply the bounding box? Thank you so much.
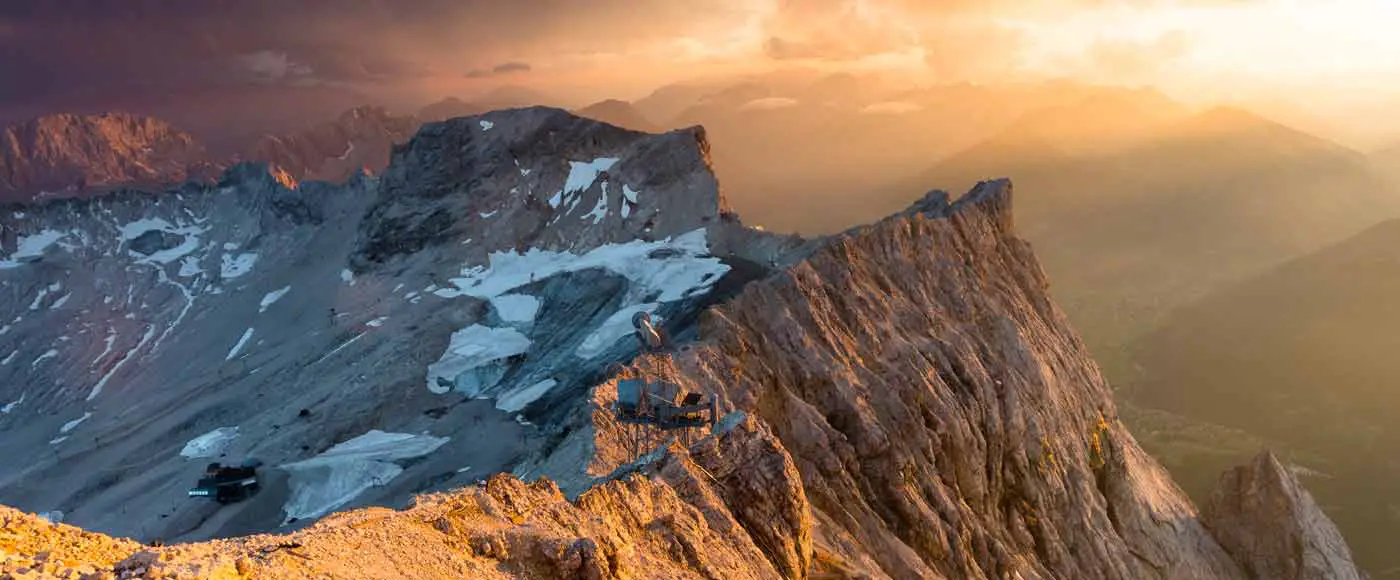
[575,180,1254,579]
[2,419,806,580]
[0,113,217,202]
[0,107,428,203]
[1203,451,1364,580]
[239,106,422,184]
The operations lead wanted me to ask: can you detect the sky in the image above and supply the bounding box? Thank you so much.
[2,0,1398,147]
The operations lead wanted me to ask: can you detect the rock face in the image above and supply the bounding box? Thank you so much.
[239,106,422,184]
[0,107,432,203]
[1204,452,1364,580]
[0,113,217,202]
[577,180,1244,579]
[0,108,1364,579]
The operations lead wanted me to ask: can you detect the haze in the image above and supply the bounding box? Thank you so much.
[3,0,1400,148]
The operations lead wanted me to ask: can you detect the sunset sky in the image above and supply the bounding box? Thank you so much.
[2,0,1397,146]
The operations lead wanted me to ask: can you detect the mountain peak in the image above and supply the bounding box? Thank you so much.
[1205,451,1364,580]
[0,112,211,202]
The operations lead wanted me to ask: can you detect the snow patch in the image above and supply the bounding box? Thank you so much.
[28,285,54,310]
[479,210,498,218]
[366,316,388,328]
[221,253,259,279]
[281,430,450,521]
[88,324,156,401]
[1,392,23,413]
[0,351,15,365]
[0,230,68,267]
[226,328,255,360]
[496,379,557,413]
[340,269,355,284]
[549,157,619,209]
[121,219,209,265]
[425,325,531,394]
[448,229,728,304]
[178,256,202,277]
[60,412,92,433]
[180,427,240,458]
[577,303,658,359]
[479,119,494,131]
[259,286,291,313]
[31,349,58,368]
[49,293,71,310]
[490,294,540,324]
[94,330,117,364]
[582,194,608,224]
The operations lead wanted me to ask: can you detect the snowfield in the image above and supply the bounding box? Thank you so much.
[180,427,240,458]
[425,325,532,395]
[221,253,259,279]
[489,294,540,324]
[280,430,450,521]
[259,286,291,313]
[444,229,728,301]
[0,230,68,267]
[423,229,730,410]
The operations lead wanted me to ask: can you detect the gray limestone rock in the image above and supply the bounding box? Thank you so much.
[1204,451,1365,580]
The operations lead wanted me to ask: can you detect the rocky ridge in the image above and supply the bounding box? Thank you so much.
[237,106,421,185]
[0,113,218,203]
[0,102,676,204]
[0,109,1364,579]
[1204,451,1364,580]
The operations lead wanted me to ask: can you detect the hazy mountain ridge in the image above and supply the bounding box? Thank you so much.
[1128,217,1400,575]
[875,100,1400,373]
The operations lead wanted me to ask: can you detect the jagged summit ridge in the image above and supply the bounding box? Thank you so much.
[0,112,217,202]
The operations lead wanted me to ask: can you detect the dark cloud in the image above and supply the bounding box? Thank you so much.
[465,61,533,78]
[0,0,728,111]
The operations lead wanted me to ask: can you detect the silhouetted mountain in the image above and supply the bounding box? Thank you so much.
[875,104,1400,374]
[572,99,659,132]
[473,85,559,110]
[1128,218,1400,576]
[1373,141,1400,185]
[418,97,484,122]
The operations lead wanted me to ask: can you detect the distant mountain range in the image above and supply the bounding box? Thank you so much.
[1127,219,1400,574]
[0,92,650,203]
[0,113,221,202]
[874,98,1400,373]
